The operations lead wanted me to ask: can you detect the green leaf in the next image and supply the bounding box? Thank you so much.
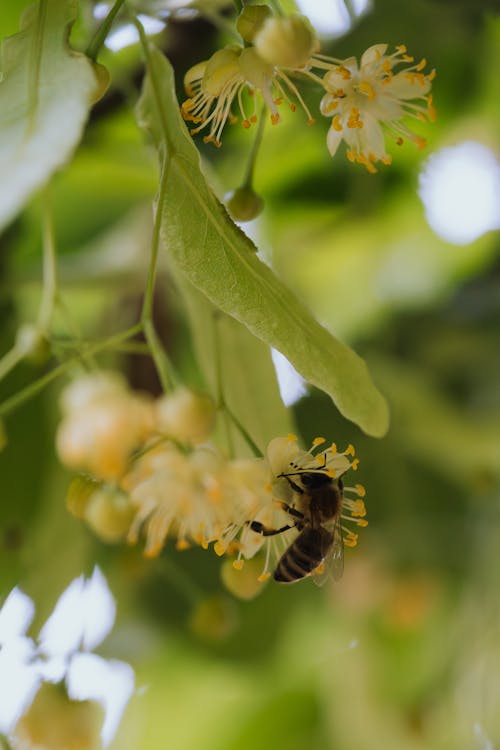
[136,45,389,438]
[0,0,98,231]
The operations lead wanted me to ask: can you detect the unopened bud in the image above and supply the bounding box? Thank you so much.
[84,486,135,543]
[225,186,264,223]
[254,15,318,68]
[236,4,272,43]
[221,558,268,600]
[202,46,242,97]
[156,387,215,445]
[66,475,101,520]
[189,595,238,642]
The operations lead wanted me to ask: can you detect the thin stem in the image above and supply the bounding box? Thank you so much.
[37,188,58,331]
[242,104,266,189]
[85,0,126,61]
[224,404,261,457]
[143,318,177,392]
[0,346,24,383]
[0,324,142,419]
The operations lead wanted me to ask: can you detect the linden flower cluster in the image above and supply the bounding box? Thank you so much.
[181,8,435,172]
[56,374,367,584]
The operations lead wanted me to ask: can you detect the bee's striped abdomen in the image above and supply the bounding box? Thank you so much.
[274,527,333,583]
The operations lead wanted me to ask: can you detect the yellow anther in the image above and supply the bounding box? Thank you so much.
[338,65,352,80]
[308,118,315,126]
[359,81,375,100]
[233,559,244,571]
[290,103,297,112]
[313,437,326,446]
[427,94,437,122]
[176,539,191,551]
[287,434,298,442]
[242,119,251,129]
[356,519,368,527]
[315,562,326,575]
[271,113,280,125]
[330,442,337,454]
[416,57,427,71]
[396,44,407,54]
[355,483,366,497]
[332,115,343,132]
[346,148,355,162]
[326,468,337,479]
[351,458,360,470]
[258,572,271,582]
[402,54,414,63]
[345,444,356,457]
[214,540,226,557]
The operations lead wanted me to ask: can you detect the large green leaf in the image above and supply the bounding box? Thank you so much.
[0,0,98,231]
[136,46,389,437]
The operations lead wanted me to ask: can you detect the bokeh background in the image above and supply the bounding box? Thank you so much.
[1,0,499,748]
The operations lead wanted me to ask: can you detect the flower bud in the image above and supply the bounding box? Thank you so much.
[202,46,242,97]
[84,486,135,543]
[156,387,215,445]
[236,4,272,43]
[11,682,104,750]
[254,15,318,69]
[66,474,102,520]
[188,595,238,642]
[225,186,264,223]
[221,558,268,600]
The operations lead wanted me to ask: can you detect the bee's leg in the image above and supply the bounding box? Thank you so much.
[249,521,299,537]
[277,474,304,494]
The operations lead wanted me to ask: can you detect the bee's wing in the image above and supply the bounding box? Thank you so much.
[311,518,344,587]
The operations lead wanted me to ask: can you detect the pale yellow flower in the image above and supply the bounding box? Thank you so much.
[319,43,436,172]
[56,373,154,481]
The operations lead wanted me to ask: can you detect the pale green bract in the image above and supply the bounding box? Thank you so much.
[175,274,296,454]
[136,46,389,438]
[0,0,98,231]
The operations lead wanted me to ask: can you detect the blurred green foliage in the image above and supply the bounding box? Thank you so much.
[1,0,499,749]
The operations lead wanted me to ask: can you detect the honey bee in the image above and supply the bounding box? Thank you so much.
[250,470,345,585]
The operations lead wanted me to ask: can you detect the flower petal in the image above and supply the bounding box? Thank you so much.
[326,125,343,157]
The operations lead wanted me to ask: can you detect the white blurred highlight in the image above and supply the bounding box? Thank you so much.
[67,653,135,747]
[0,567,132,746]
[271,348,307,406]
[105,15,165,51]
[296,0,371,37]
[0,587,34,642]
[38,567,115,658]
[419,141,500,245]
